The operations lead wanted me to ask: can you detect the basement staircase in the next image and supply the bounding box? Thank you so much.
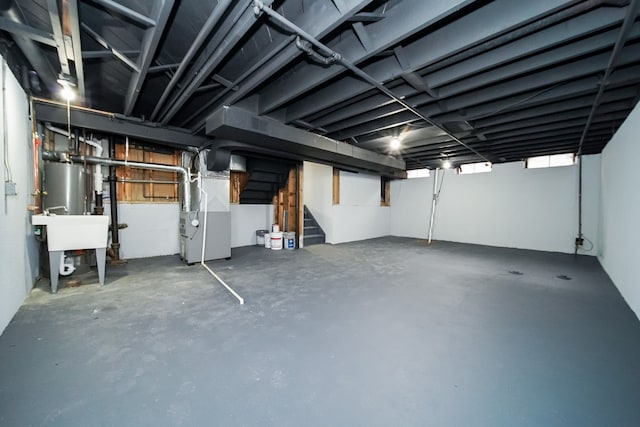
[303,206,326,246]
[239,158,293,204]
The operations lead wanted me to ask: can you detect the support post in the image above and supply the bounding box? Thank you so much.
[427,168,439,244]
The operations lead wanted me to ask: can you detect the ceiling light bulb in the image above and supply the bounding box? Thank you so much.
[390,138,401,150]
[442,160,452,169]
[60,85,75,101]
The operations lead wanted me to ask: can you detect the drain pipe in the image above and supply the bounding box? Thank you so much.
[427,168,440,244]
[108,137,120,260]
[29,98,42,213]
[252,0,491,163]
[198,176,244,304]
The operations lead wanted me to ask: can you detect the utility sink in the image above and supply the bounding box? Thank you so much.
[32,214,109,251]
[32,214,109,293]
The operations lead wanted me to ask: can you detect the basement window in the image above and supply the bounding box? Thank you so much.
[333,168,340,205]
[380,177,390,206]
[406,168,430,178]
[458,162,492,175]
[526,153,576,169]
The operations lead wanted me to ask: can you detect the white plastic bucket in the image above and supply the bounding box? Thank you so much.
[264,233,271,249]
[271,231,283,250]
[284,232,296,250]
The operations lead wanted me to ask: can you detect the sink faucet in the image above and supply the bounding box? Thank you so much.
[44,206,68,215]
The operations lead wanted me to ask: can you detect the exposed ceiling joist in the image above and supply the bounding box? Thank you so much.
[149,0,234,121]
[81,22,140,71]
[260,0,476,116]
[186,0,374,131]
[123,0,175,115]
[0,5,58,93]
[147,63,179,73]
[82,49,139,59]
[86,0,156,28]
[157,1,259,124]
[281,0,584,123]
[6,0,640,170]
[0,17,56,47]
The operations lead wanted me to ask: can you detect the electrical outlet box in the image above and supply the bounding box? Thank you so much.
[575,237,584,247]
[4,181,17,196]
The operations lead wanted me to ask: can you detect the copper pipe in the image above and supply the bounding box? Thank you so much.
[29,97,41,213]
[31,96,116,118]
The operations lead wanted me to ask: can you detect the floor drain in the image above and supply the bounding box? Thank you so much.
[508,270,523,275]
[557,275,572,280]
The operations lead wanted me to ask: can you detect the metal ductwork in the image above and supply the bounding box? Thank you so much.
[206,106,406,178]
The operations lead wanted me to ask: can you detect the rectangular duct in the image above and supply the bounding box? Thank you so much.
[206,106,406,178]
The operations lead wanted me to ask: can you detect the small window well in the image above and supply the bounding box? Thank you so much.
[525,153,576,169]
[458,162,492,175]
[406,168,430,178]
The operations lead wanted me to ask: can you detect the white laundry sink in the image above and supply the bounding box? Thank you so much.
[32,214,109,251]
[31,214,109,293]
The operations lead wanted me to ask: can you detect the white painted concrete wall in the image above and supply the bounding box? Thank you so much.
[104,202,181,259]
[302,161,334,238]
[102,177,236,259]
[0,60,39,334]
[331,171,390,244]
[391,156,601,254]
[599,102,640,318]
[230,204,273,247]
[302,162,390,244]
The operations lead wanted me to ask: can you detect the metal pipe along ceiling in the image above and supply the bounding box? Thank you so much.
[577,0,640,156]
[252,0,491,164]
[42,152,191,211]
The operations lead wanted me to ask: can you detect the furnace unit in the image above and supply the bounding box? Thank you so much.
[179,211,231,264]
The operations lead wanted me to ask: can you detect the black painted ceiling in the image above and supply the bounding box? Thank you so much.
[2,0,640,169]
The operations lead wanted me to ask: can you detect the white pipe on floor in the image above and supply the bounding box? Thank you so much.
[198,177,244,304]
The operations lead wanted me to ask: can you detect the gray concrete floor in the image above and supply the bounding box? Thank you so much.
[1,237,639,427]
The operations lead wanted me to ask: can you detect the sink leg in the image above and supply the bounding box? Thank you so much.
[48,250,62,293]
[96,248,106,287]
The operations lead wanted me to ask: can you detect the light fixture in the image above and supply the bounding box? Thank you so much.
[57,73,77,102]
[390,137,401,150]
[60,84,75,101]
[442,159,452,169]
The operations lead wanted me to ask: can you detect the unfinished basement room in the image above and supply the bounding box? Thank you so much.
[1,0,640,425]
